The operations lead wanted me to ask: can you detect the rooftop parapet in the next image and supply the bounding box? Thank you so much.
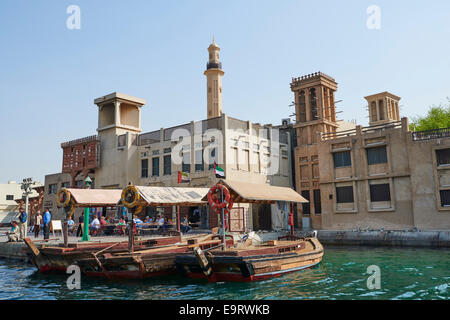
[290,72,336,88]
[61,135,99,148]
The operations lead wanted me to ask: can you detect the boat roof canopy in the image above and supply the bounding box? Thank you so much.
[64,188,123,207]
[134,186,209,207]
[202,179,309,204]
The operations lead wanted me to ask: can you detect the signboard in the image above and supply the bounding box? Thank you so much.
[50,220,63,236]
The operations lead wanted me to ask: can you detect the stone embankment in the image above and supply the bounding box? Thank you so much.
[315,230,450,248]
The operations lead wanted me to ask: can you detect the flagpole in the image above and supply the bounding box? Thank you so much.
[221,187,226,251]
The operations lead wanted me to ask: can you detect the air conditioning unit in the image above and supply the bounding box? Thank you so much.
[281,118,291,126]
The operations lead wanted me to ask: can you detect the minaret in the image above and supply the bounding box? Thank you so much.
[204,38,224,119]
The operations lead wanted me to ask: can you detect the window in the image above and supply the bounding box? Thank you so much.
[298,91,306,122]
[242,150,250,171]
[313,189,322,214]
[336,186,354,203]
[436,149,450,166]
[367,146,387,165]
[141,159,148,178]
[369,184,391,202]
[440,190,450,207]
[6,195,14,201]
[301,190,310,215]
[231,148,238,170]
[163,155,171,175]
[152,157,160,177]
[333,151,351,168]
[310,88,318,120]
[75,180,84,188]
[48,184,57,194]
[61,182,70,188]
[195,150,204,171]
[182,152,191,173]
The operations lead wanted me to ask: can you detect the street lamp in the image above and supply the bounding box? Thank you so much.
[20,177,35,238]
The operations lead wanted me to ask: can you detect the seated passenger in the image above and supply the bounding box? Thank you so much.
[67,218,75,234]
[6,221,20,242]
[90,215,100,235]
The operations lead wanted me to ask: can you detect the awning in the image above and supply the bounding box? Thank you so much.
[64,188,123,207]
[135,186,209,207]
[202,179,309,204]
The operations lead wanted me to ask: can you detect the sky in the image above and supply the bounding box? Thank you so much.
[0,0,449,184]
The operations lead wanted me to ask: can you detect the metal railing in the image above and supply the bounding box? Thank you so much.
[412,127,450,141]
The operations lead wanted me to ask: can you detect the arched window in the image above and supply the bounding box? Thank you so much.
[298,90,306,122]
[310,88,318,120]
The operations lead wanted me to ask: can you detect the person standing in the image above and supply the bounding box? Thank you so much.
[76,213,84,237]
[43,208,51,240]
[18,208,28,240]
[34,211,42,238]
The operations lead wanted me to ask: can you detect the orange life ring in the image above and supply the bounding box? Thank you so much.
[207,184,231,210]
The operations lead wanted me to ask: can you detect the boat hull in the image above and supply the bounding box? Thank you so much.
[24,235,182,273]
[176,237,324,282]
[77,238,234,280]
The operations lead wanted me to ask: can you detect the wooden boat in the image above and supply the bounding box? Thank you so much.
[23,234,182,273]
[175,235,324,282]
[76,235,234,279]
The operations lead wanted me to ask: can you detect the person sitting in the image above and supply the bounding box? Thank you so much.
[100,216,107,226]
[162,217,171,232]
[180,216,191,234]
[116,218,126,235]
[133,216,143,224]
[6,221,20,242]
[144,216,151,223]
[67,218,75,235]
[90,215,100,236]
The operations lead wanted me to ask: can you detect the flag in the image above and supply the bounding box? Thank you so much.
[213,162,225,178]
[178,171,190,183]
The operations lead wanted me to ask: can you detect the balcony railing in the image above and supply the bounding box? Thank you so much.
[206,62,222,70]
[412,127,450,141]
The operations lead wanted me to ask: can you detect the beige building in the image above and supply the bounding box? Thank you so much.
[44,40,294,232]
[290,74,450,231]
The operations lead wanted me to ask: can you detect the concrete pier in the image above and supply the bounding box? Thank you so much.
[315,230,450,248]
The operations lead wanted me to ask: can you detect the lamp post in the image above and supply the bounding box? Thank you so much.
[20,178,35,238]
[81,176,92,242]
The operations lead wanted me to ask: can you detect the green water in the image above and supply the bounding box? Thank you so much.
[0,246,448,300]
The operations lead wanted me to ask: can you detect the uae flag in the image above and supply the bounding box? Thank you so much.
[178,171,190,183]
[213,163,225,178]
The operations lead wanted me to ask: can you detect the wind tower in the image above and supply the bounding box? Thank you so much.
[204,38,224,119]
[365,92,401,126]
[290,72,339,230]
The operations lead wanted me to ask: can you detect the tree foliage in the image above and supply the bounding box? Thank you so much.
[409,98,450,131]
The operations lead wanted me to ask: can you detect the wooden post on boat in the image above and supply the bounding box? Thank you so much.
[128,208,135,253]
[62,207,69,247]
[177,206,181,233]
[289,202,294,237]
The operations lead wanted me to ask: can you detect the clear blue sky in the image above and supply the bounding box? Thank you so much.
[1,0,449,184]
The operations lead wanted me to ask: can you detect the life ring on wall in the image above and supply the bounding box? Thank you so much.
[207,184,232,210]
[56,188,71,208]
[121,185,141,209]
